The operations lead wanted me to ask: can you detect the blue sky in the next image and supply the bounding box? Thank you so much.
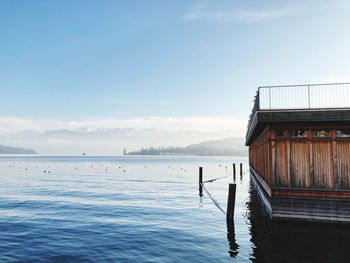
[1,0,350,134]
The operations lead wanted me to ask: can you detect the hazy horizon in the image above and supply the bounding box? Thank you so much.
[0,126,244,155]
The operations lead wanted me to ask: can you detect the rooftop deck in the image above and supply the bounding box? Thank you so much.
[246,83,350,145]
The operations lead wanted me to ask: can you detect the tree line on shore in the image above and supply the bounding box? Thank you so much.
[126,145,246,156]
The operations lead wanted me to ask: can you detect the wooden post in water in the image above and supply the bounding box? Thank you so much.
[226,183,236,225]
[233,163,236,182]
[199,167,203,197]
[240,163,243,179]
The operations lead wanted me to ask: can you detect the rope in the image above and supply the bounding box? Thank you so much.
[202,174,230,183]
[201,182,226,215]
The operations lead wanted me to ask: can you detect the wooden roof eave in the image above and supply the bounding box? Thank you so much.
[246,108,350,146]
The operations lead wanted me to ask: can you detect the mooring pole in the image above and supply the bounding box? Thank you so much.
[199,167,203,197]
[233,163,236,182]
[240,163,243,179]
[226,183,236,225]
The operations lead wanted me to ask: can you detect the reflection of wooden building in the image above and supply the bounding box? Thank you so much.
[246,83,350,222]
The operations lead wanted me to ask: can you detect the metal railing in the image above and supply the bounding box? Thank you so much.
[258,83,350,110]
[247,83,350,134]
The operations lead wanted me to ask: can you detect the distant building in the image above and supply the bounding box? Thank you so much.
[123,148,127,155]
[246,83,350,223]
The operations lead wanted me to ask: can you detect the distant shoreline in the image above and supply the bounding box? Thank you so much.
[0,144,37,154]
[126,152,247,157]
[125,137,247,157]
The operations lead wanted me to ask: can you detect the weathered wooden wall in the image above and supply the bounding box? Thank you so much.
[249,127,272,185]
[249,127,350,191]
[336,141,350,189]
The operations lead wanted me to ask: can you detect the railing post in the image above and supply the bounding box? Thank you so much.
[269,87,271,110]
[308,85,310,109]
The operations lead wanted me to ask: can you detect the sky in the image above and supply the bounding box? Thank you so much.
[0,0,350,153]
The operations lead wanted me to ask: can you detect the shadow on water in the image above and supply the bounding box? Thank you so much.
[247,180,350,263]
[226,220,239,257]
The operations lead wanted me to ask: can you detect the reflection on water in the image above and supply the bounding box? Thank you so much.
[227,221,239,257]
[248,180,350,263]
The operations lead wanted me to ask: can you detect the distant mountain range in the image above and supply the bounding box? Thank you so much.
[0,135,246,156]
[0,127,239,155]
[0,144,37,154]
[126,137,247,156]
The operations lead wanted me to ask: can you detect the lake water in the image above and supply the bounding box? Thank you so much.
[0,156,349,262]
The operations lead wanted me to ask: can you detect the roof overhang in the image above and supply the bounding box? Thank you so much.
[245,108,350,145]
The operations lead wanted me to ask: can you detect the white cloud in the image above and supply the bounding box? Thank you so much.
[183,0,350,24]
[0,116,246,135]
[183,1,293,24]
[184,8,291,23]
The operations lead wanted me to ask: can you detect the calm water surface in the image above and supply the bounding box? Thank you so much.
[0,156,349,262]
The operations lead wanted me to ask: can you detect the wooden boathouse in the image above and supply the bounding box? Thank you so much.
[246,83,350,223]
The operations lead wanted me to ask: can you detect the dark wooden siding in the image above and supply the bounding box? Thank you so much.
[249,127,350,191]
[336,141,350,189]
[249,127,271,185]
[275,142,288,186]
[290,141,310,188]
[312,142,334,189]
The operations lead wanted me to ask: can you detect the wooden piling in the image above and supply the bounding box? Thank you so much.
[240,163,243,178]
[199,167,203,197]
[233,163,236,182]
[226,183,236,225]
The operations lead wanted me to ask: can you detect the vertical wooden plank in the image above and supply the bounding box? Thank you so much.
[326,142,333,189]
[290,141,309,187]
[307,129,313,188]
[345,141,350,189]
[313,141,333,189]
[271,138,276,187]
[287,140,291,187]
[275,141,288,186]
[309,138,314,188]
[312,142,319,188]
[332,130,338,190]
[275,141,280,186]
[268,129,272,185]
[266,142,268,182]
[336,141,350,189]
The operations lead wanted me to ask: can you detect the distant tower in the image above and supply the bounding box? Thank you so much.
[123,148,127,155]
